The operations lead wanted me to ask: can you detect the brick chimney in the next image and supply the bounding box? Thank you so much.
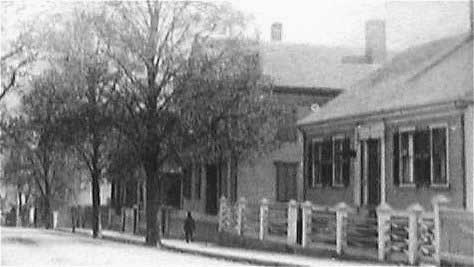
[365,20,386,64]
[271,22,282,42]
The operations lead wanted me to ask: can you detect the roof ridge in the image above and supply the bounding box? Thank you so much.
[406,35,473,83]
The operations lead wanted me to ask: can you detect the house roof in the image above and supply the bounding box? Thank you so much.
[298,34,473,126]
[260,42,379,90]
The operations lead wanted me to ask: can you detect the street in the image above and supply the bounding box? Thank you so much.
[1,227,258,267]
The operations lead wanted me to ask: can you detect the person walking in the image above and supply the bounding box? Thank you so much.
[183,211,195,243]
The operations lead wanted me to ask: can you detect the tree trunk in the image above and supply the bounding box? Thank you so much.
[91,170,101,238]
[16,189,22,227]
[144,160,161,246]
[44,195,52,229]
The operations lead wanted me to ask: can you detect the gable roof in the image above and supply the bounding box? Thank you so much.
[260,42,379,90]
[298,34,473,126]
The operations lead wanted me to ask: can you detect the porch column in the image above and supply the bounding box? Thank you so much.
[380,136,386,204]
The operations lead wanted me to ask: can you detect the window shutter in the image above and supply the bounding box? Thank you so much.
[321,140,333,187]
[343,138,351,187]
[393,133,400,186]
[276,163,287,202]
[307,141,313,187]
[183,166,192,199]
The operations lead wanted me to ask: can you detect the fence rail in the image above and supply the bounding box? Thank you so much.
[218,195,471,265]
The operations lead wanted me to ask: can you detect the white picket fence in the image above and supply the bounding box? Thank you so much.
[218,195,460,265]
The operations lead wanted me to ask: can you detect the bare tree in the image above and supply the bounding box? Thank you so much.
[95,1,250,246]
[47,9,118,238]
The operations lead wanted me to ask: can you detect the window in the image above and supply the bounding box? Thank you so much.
[309,136,351,188]
[393,125,448,187]
[276,109,297,142]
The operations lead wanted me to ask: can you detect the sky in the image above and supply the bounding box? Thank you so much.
[232,0,470,51]
[1,0,471,51]
[0,0,471,110]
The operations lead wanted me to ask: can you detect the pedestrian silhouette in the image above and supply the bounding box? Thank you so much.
[183,211,195,243]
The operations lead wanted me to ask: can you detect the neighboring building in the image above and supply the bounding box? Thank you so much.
[298,34,473,211]
[107,21,388,241]
[180,20,383,218]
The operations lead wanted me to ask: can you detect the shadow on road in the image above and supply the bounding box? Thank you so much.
[2,237,38,246]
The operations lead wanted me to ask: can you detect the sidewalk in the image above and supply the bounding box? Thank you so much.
[56,227,396,267]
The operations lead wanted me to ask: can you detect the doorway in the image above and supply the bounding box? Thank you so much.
[275,162,298,202]
[205,164,218,215]
[361,139,381,207]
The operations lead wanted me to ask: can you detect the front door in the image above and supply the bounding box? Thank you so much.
[205,164,218,215]
[163,173,181,208]
[362,139,381,207]
[275,162,298,202]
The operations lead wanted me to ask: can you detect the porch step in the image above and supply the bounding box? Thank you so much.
[346,213,379,249]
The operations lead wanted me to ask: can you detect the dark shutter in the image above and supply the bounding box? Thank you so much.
[343,138,351,187]
[194,165,201,199]
[230,155,238,203]
[287,164,297,200]
[307,141,313,188]
[393,132,400,186]
[183,166,192,199]
[321,139,333,186]
[111,182,116,206]
[275,163,286,202]
[432,128,447,185]
[219,160,228,198]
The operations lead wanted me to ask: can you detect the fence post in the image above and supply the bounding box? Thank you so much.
[287,200,298,245]
[52,210,58,229]
[335,202,351,255]
[29,207,35,226]
[432,195,450,265]
[236,197,246,236]
[218,196,227,232]
[408,203,424,265]
[259,198,269,240]
[376,202,392,261]
[301,201,312,248]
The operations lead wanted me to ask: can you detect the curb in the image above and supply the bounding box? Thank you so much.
[54,228,308,267]
[161,244,307,267]
[54,228,145,246]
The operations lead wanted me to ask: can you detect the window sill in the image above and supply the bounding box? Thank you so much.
[399,183,416,188]
[310,184,323,189]
[332,184,345,188]
[430,184,450,190]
